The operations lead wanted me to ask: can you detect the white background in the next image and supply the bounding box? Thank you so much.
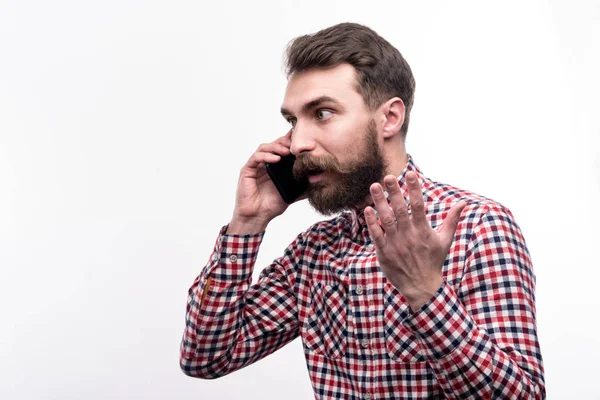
[0,0,598,399]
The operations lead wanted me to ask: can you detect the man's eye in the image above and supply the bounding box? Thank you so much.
[287,118,297,127]
[316,110,333,120]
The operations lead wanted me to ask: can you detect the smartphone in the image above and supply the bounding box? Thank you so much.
[265,153,309,204]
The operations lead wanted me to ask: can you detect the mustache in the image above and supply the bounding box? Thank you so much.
[292,154,351,180]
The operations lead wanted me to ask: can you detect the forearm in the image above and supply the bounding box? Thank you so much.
[180,224,301,379]
[180,273,297,379]
[403,283,545,399]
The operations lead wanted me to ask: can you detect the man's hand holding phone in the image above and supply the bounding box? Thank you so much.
[227,131,306,235]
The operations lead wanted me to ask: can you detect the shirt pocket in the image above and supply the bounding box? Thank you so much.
[301,281,347,359]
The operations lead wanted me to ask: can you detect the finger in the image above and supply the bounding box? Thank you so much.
[246,151,281,169]
[370,182,397,236]
[406,171,428,229]
[277,134,292,148]
[383,175,410,232]
[257,142,291,156]
[438,200,467,248]
[364,206,386,248]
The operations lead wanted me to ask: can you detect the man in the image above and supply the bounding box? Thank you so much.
[180,22,545,399]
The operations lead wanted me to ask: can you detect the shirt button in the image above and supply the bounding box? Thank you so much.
[229,254,238,263]
[212,254,218,262]
[364,393,372,400]
[355,285,364,295]
[361,339,370,348]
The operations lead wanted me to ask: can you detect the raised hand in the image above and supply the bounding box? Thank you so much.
[364,171,467,310]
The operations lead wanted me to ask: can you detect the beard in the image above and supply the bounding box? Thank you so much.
[292,119,387,216]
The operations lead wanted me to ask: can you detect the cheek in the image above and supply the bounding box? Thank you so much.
[330,119,366,151]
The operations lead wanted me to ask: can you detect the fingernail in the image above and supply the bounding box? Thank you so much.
[372,186,381,194]
[407,174,416,183]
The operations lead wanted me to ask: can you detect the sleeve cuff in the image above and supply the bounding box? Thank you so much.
[202,224,265,282]
[385,281,476,360]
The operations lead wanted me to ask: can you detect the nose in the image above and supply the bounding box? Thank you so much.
[289,122,317,156]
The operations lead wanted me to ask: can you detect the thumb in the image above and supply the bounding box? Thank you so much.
[439,200,467,248]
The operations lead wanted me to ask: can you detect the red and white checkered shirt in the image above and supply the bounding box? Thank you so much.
[180,155,545,399]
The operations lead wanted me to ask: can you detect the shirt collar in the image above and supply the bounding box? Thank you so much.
[348,154,425,240]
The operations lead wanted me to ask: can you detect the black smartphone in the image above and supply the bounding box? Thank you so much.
[265,154,309,204]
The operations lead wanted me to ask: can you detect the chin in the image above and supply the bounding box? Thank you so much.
[307,187,369,216]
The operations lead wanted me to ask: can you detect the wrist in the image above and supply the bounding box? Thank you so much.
[227,216,269,235]
[391,276,444,311]
[405,292,435,312]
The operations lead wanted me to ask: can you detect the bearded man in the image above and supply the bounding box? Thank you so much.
[180,22,545,399]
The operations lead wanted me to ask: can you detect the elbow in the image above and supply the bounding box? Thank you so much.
[530,366,546,400]
[179,354,225,380]
[536,380,546,400]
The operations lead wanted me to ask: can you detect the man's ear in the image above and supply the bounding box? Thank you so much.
[380,97,405,139]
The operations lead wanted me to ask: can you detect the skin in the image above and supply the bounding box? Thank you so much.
[228,63,466,310]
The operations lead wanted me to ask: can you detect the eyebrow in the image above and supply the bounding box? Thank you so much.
[280,95,341,117]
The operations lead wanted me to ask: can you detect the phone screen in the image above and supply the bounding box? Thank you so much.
[265,154,308,204]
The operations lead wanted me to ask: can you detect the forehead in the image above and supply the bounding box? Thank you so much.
[282,64,366,112]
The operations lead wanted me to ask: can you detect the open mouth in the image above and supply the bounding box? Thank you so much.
[307,169,327,183]
[307,168,325,176]
[296,165,329,184]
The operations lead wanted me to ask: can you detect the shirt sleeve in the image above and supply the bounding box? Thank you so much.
[386,205,546,399]
[179,224,304,379]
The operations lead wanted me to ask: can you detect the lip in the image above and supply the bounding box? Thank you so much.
[308,173,326,183]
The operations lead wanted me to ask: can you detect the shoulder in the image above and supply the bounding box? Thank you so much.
[423,176,517,222]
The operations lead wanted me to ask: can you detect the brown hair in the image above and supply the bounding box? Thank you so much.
[285,22,416,137]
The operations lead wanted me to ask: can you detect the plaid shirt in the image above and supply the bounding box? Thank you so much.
[180,155,545,399]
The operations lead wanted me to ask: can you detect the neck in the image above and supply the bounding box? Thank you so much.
[385,151,409,179]
[356,150,409,209]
